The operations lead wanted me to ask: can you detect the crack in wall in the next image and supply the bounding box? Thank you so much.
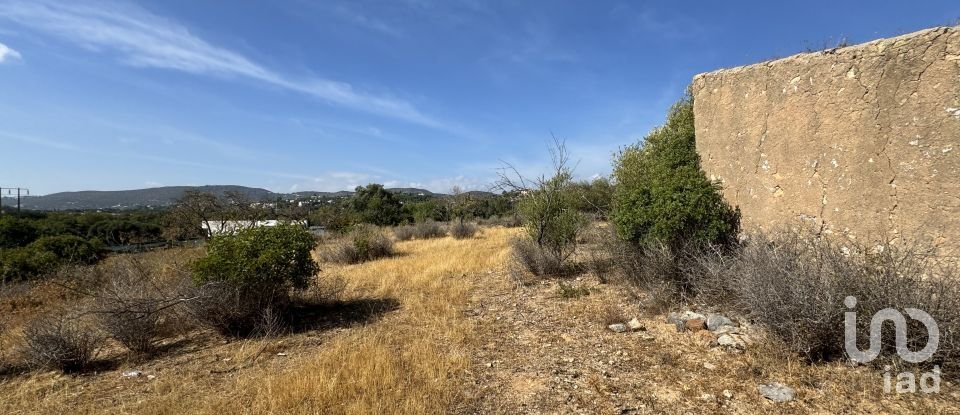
[693,26,959,255]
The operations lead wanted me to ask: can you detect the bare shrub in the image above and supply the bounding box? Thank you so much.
[183,282,290,338]
[596,304,626,326]
[606,239,686,302]
[724,232,960,367]
[478,215,522,228]
[449,222,478,239]
[510,237,576,277]
[321,225,394,264]
[393,225,416,241]
[23,313,102,373]
[394,221,447,241]
[95,257,191,355]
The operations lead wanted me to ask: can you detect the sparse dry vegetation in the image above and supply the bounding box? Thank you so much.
[22,312,103,373]
[321,224,395,264]
[449,221,478,239]
[393,220,447,241]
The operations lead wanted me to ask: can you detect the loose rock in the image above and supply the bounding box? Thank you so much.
[706,313,736,331]
[684,318,706,331]
[608,323,628,333]
[758,382,795,403]
[626,318,645,331]
[717,334,745,349]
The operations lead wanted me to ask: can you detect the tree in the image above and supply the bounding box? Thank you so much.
[350,184,404,226]
[498,137,586,270]
[164,191,224,239]
[611,92,739,249]
[570,177,614,218]
[448,186,474,225]
[404,200,449,223]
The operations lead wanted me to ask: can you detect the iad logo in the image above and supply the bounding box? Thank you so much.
[843,296,941,393]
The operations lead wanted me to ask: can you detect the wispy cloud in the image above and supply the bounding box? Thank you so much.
[0,41,21,63]
[0,0,444,127]
[331,5,404,38]
[611,4,708,41]
[486,20,578,68]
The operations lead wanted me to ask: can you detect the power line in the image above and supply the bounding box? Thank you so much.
[0,187,30,216]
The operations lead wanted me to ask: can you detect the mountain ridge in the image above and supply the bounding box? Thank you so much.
[1,185,495,211]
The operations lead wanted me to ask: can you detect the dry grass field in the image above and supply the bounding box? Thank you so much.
[1,226,960,414]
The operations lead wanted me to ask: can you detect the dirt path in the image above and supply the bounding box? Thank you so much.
[458,267,960,414]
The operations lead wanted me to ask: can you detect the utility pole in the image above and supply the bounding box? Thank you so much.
[0,187,30,216]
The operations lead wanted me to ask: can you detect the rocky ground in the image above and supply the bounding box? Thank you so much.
[458,269,960,414]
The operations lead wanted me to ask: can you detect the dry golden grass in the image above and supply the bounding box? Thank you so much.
[3,226,960,414]
[0,227,517,415]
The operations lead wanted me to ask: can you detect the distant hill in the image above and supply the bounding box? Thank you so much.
[0,185,467,211]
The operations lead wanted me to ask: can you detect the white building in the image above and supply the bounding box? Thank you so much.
[201,219,308,235]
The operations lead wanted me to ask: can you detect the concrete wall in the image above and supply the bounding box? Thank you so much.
[692,27,960,254]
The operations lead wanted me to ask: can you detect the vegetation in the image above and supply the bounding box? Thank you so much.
[499,139,586,277]
[22,314,102,373]
[350,184,405,226]
[570,177,614,218]
[95,257,191,355]
[191,225,319,337]
[449,221,478,239]
[394,220,447,241]
[611,92,739,250]
[321,224,395,264]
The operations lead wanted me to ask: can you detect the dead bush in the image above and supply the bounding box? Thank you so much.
[510,237,576,277]
[321,225,394,264]
[606,239,687,302]
[95,257,191,355]
[602,227,960,368]
[393,225,416,241]
[23,313,103,373]
[724,232,960,367]
[394,221,447,241]
[184,283,288,338]
[596,304,626,326]
[449,222,478,239]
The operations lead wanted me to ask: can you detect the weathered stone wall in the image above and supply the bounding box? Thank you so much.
[693,27,960,254]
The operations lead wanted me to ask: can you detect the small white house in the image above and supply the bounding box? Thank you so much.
[201,219,308,235]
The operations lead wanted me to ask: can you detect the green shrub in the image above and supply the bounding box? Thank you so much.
[28,235,101,265]
[611,92,739,250]
[0,217,39,248]
[0,247,58,282]
[321,225,394,264]
[190,224,318,337]
[556,282,590,299]
[192,224,318,292]
[0,236,100,282]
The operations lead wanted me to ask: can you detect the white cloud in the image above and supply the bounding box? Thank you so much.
[0,41,21,63]
[0,0,444,128]
[332,5,404,38]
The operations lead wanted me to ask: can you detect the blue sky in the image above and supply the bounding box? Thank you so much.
[0,1,957,195]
